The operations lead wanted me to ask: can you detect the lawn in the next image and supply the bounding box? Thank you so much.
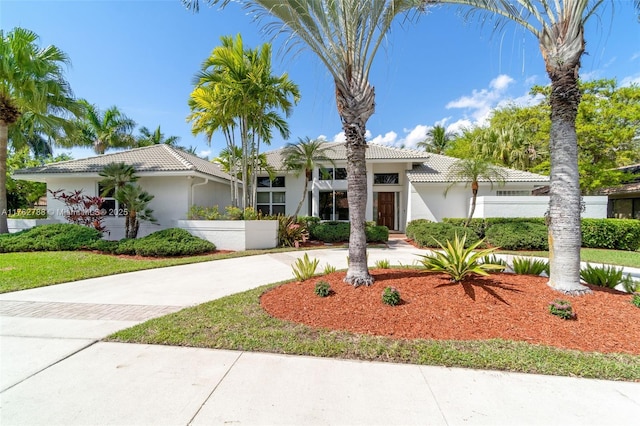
[500,248,640,268]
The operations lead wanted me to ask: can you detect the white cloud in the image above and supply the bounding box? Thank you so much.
[446,119,474,136]
[490,74,515,91]
[198,149,212,159]
[317,134,328,141]
[333,131,346,142]
[620,73,640,87]
[369,131,398,146]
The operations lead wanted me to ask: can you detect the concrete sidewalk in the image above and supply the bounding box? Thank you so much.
[1,245,638,425]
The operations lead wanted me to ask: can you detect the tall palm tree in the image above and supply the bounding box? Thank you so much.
[282,137,336,217]
[59,100,136,155]
[444,158,506,226]
[136,125,180,147]
[190,34,299,209]
[184,0,424,286]
[417,124,454,154]
[443,0,640,293]
[0,27,81,234]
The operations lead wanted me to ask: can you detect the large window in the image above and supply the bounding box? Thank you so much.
[257,176,285,188]
[373,173,399,184]
[257,191,285,215]
[496,190,531,196]
[319,191,348,220]
[319,167,347,181]
[610,198,640,219]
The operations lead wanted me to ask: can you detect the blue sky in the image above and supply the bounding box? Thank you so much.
[2,0,639,160]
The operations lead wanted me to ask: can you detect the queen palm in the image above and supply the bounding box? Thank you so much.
[445,0,640,293]
[0,27,81,233]
[282,137,335,217]
[60,100,136,155]
[185,0,424,286]
[444,158,506,227]
[417,125,454,154]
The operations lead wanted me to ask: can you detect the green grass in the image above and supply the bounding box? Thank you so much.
[107,281,640,382]
[0,247,327,293]
[499,248,640,268]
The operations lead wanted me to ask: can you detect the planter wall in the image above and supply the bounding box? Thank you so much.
[7,218,60,233]
[174,220,278,251]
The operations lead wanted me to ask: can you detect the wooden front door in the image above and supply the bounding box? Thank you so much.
[377,192,395,229]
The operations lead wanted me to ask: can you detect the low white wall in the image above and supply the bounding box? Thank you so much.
[7,219,60,233]
[472,196,608,219]
[174,220,278,251]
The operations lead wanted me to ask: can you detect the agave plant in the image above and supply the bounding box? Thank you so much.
[417,234,505,282]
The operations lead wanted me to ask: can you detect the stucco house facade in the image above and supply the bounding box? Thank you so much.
[14,145,234,240]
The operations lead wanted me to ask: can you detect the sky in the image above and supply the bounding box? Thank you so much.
[2,0,639,161]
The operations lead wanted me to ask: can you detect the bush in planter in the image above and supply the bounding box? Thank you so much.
[485,222,548,250]
[0,224,102,252]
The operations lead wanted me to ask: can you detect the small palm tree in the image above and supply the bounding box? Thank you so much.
[417,125,454,154]
[98,162,138,196]
[116,184,156,239]
[444,158,506,226]
[0,27,81,233]
[282,137,335,217]
[136,126,180,147]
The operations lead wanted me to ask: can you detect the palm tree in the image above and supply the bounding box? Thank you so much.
[190,34,299,209]
[60,100,136,155]
[443,0,640,293]
[444,158,506,227]
[98,162,138,196]
[184,0,424,286]
[0,27,81,234]
[116,184,156,239]
[282,137,336,217]
[136,125,180,147]
[417,125,454,154]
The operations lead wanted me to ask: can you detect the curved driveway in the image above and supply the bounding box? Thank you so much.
[1,243,638,425]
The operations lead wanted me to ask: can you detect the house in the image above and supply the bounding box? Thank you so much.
[599,164,640,219]
[13,144,234,240]
[258,142,562,231]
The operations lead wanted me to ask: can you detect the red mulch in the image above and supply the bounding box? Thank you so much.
[261,269,640,355]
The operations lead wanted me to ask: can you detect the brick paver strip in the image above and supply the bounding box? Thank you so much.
[0,300,183,321]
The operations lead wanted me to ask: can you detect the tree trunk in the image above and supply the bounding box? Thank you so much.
[466,182,479,227]
[0,121,8,234]
[293,171,310,217]
[546,61,590,295]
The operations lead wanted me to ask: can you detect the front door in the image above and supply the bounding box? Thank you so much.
[377,192,395,229]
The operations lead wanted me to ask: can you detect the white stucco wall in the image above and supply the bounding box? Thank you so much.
[473,196,608,219]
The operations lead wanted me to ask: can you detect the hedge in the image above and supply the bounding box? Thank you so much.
[405,221,480,248]
[485,222,549,251]
[310,221,389,243]
[113,228,216,257]
[581,219,640,251]
[0,224,102,252]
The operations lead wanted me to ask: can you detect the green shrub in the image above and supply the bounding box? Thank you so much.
[89,239,121,254]
[187,205,222,220]
[416,234,505,282]
[322,263,337,274]
[480,254,507,268]
[511,257,550,276]
[548,299,576,320]
[310,221,388,243]
[314,281,332,297]
[114,238,137,255]
[581,219,640,251]
[130,228,215,257]
[632,293,640,308]
[374,259,391,269]
[579,263,627,289]
[382,286,401,306]
[407,221,480,248]
[405,219,432,241]
[297,216,320,234]
[442,218,486,238]
[277,216,308,247]
[0,224,102,252]
[485,222,548,250]
[291,253,319,281]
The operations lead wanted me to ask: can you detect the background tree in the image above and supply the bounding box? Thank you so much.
[185,0,424,286]
[59,100,136,155]
[444,158,506,226]
[136,125,181,148]
[0,27,81,233]
[282,137,335,217]
[417,124,454,154]
[443,0,640,293]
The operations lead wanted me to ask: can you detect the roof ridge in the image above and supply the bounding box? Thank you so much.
[162,145,196,170]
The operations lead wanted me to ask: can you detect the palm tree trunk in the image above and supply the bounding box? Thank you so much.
[466,183,479,227]
[293,172,310,218]
[0,121,8,234]
[547,66,590,295]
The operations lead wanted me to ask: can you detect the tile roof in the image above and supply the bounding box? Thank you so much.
[406,153,550,183]
[264,141,430,169]
[14,145,233,181]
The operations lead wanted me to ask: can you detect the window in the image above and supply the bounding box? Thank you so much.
[257,176,285,188]
[496,190,531,196]
[610,198,640,219]
[373,173,399,184]
[257,191,286,215]
[319,167,347,181]
[319,191,348,220]
[98,184,118,216]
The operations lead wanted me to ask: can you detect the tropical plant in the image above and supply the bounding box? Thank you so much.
[188,34,299,209]
[282,137,335,217]
[116,184,157,239]
[0,27,82,233]
[277,215,308,247]
[98,162,138,196]
[444,158,506,227]
[632,293,640,309]
[314,281,332,297]
[579,263,627,289]
[136,125,181,148]
[548,299,576,320]
[374,259,391,269]
[510,257,550,276]
[382,286,401,306]
[322,263,337,274]
[184,0,425,286]
[444,0,640,295]
[416,124,454,154]
[48,189,107,232]
[291,253,320,281]
[417,233,505,282]
[59,100,136,155]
